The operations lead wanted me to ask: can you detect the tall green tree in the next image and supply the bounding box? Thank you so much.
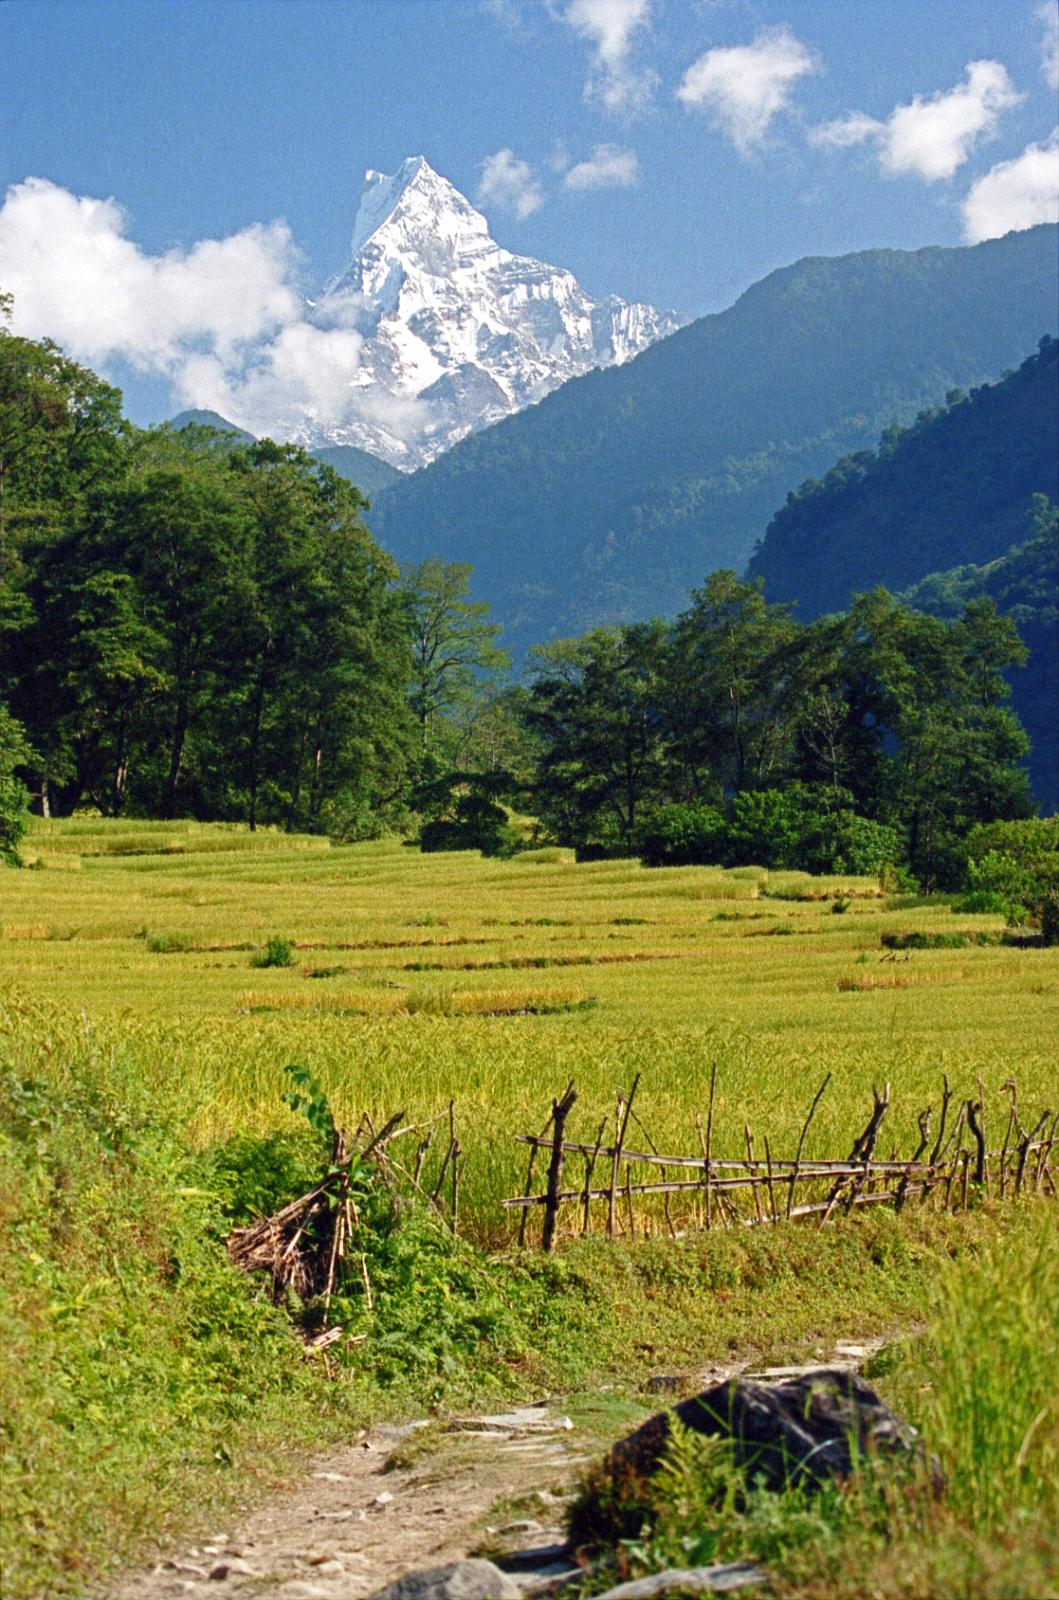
[400,559,508,756]
[820,591,1033,883]
[523,621,670,853]
[665,572,803,797]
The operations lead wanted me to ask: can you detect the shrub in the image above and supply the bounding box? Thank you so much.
[637,802,726,867]
[957,826,1059,940]
[420,793,518,858]
[146,930,191,953]
[250,935,295,968]
[639,787,899,877]
[0,706,32,868]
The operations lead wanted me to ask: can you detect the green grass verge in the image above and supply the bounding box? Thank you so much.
[2,1014,1039,1600]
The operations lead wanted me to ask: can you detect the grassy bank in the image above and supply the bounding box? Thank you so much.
[4,1009,1047,1598]
[632,1206,1058,1600]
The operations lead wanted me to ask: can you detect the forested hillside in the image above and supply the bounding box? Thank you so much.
[371,225,1058,655]
[899,503,1059,811]
[747,338,1059,614]
[309,443,401,502]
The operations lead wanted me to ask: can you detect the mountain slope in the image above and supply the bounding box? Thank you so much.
[747,337,1059,614]
[370,225,1058,655]
[305,444,401,502]
[301,156,683,468]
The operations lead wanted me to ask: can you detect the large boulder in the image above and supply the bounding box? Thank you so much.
[569,1368,921,1548]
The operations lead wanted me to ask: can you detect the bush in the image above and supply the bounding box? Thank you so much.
[420,793,518,858]
[0,706,32,868]
[0,775,29,867]
[637,802,726,867]
[250,935,295,968]
[958,823,1059,941]
[639,787,899,877]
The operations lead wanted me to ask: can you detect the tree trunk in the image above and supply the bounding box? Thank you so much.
[163,691,191,819]
[246,657,268,832]
[307,715,326,831]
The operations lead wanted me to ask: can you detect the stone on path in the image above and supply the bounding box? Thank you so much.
[593,1565,766,1598]
[369,1559,522,1600]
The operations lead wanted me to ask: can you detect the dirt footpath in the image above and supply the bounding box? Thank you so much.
[109,1404,592,1600]
[109,1340,882,1600]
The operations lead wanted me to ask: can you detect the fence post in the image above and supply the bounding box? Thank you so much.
[542,1083,578,1252]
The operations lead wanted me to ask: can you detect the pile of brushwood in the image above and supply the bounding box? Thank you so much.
[227,1068,458,1350]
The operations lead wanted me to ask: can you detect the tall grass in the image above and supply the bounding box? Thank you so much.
[900,1206,1058,1530]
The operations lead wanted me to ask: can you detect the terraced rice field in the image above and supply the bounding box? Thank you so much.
[4,819,1057,1237]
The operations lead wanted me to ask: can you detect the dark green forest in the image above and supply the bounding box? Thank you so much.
[899,502,1058,812]
[511,571,1035,888]
[0,300,1052,898]
[372,225,1058,655]
[747,338,1058,612]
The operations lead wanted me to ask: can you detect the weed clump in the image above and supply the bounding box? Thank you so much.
[881,930,999,950]
[145,929,190,953]
[250,935,295,968]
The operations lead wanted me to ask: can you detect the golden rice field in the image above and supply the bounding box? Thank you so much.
[4,818,1057,1238]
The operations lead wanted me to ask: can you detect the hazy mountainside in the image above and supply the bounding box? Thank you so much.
[169,408,255,443]
[899,506,1059,812]
[747,338,1059,615]
[370,225,1058,656]
[167,411,400,501]
[299,156,684,469]
[303,444,401,502]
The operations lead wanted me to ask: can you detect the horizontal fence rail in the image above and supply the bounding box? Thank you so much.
[505,1072,1057,1250]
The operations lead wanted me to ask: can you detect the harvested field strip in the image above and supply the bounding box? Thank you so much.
[838,972,970,991]
[400,949,691,972]
[237,985,595,1017]
[166,935,509,954]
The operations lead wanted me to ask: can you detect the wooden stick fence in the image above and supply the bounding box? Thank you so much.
[502,1073,1056,1251]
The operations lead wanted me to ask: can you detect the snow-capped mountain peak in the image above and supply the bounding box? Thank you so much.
[297,157,686,469]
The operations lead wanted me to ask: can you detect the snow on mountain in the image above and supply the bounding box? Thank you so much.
[294,156,685,469]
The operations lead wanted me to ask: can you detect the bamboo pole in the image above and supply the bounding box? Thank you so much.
[745,1123,763,1226]
[541,1083,578,1252]
[788,1072,832,1220]
[518,1107,554,1249]
[581,1116,608,1235]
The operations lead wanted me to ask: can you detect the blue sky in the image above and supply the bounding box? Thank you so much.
[2,0,1056,425]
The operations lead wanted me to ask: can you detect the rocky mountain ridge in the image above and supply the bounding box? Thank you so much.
[298,156,684,468]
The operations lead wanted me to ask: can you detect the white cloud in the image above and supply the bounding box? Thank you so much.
[676,26,820,154]
[0,176,301,370]
[476,148,544,219]
[811,60,1024,182]
[1038,2,1059,90]
[961,127,1059,240]
[563,143,640,190]
[0,175,431,451]
[560,0,657,111]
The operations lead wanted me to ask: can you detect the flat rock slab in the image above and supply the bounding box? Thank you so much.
[494,1544,572,1573]
[452,1410,573,1435]
[370,1560,522,1600]
[594,1566,766,1598]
